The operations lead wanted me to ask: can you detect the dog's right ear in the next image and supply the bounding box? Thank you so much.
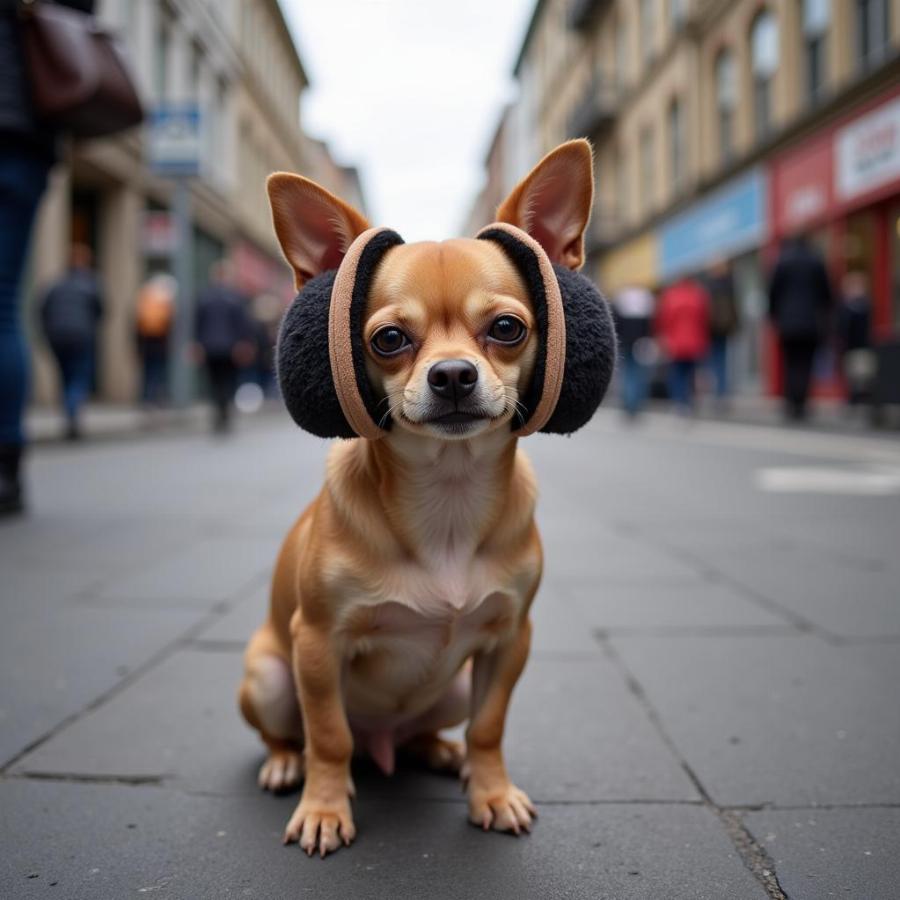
[267,173,371,291]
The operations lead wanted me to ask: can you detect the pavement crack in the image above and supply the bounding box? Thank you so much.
[6,772,166,787]
[597,634,791,900]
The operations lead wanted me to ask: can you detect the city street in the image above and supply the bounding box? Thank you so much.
[1,410,899,899]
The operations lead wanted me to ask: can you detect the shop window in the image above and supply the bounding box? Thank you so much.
[802,0,829,102]
[855,0,891,70]
[750,10,779,143]
[715,49,737,165]
[668,96,685,193]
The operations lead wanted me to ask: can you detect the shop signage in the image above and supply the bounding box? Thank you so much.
[141,210,176,255]
[659,169,768,280]
[770,134,833,236]
[836,94,900,203]
[148,104,203,177]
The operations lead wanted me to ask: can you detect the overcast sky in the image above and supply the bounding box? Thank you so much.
[281,0,535,241]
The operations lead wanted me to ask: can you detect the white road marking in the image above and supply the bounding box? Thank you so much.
[755,466,900,495]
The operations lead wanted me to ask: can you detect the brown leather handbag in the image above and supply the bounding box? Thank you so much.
[19,0,144,138]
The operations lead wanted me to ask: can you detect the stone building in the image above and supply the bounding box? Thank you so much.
[27,0,363,405]
[471,0,900,391]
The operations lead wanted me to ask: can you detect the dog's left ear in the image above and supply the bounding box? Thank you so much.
[496,139,594,271]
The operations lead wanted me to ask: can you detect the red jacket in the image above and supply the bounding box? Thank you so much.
[656,279,710,361]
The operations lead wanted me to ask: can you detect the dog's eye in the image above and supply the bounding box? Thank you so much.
[487,315,527,345]
[371,326,411,357]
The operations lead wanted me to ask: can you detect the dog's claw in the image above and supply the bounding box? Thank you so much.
[283,795,355,859]
[469,783,535,836]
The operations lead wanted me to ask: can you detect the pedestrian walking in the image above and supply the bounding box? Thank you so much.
[704,260,740,408]
[836,269,874,407]
[768,236,833,421]
[39,244,104,441]
[656,275,710,414]
[0,0,96,513]
[612,284,655,418]
[194,261,254,433]
[135,273,175,407]
[247,293,282,397]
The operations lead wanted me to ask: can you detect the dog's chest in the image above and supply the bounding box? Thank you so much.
[338,558,519,718]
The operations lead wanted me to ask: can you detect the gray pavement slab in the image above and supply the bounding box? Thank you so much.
[743,807,900,900]
[13,647,697,803]
[528,583,604,655]
[0,604,204,768]
[91,537,274,607]
[706,543,900,640]
[193,583,269,645]
[612,634,900,806]
[0,780,767,900]
[567,579,789,632]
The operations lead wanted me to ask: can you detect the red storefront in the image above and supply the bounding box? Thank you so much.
[767,84,900,394]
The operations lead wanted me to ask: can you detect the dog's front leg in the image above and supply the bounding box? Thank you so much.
[282,613,355,857]
[464,616,537,834]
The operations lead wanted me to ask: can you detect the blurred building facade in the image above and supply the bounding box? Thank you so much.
[28,0,365,404]
[470,0,900,392]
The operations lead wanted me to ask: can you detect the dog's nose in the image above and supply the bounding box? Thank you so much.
[427,359,478,401]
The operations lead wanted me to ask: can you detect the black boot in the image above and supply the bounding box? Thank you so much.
[0,443,24,517]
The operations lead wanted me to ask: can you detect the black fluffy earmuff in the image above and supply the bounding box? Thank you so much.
[276,223,615,439]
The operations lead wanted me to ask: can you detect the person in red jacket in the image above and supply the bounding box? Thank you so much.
[657,275,710,414]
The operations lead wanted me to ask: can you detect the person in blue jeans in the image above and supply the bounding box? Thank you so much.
[0,0,95,513]
[704,260,740,409]
[612,285,655,418]
[39,244,104,440]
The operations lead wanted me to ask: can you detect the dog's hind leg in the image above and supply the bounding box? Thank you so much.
[239,625,305,792]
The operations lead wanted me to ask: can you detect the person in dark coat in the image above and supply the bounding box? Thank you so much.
[0,0,95,510]
[40,244,104,440]
[768,236,833,421]
[194,261,254,433]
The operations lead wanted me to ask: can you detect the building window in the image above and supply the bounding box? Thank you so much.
[803,0,830,102]
[715,49,737,164]
[751,10,779,142]
[855,0,890,70]
[154,15,171,101]
[615,16,628,91]
[639,126,655,216]
[669,97,685,192]
[640,0,655,65]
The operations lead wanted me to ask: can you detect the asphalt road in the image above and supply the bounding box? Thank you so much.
[1,409,898,899]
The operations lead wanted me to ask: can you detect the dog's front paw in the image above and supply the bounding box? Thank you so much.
[467,781,536,835]
[282,794,356,858]
[258,748,304,793]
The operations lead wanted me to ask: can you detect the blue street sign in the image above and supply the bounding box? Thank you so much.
[148,104,203,177]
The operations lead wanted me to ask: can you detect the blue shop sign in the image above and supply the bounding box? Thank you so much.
[659,169,768,280]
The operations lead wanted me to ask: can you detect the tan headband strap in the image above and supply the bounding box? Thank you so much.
[328,227,398,440]
[476,223,566,437]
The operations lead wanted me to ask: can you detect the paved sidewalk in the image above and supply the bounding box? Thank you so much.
[1,412,898,898]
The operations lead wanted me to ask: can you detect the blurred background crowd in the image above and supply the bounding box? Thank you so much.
[2,0,900,514]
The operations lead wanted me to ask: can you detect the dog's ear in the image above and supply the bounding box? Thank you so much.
[267,173,371,290]
[495,140,594,271]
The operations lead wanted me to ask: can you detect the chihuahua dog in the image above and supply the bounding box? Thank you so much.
[239,140,595,857]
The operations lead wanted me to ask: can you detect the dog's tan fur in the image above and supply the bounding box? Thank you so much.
[239,140,594,857]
